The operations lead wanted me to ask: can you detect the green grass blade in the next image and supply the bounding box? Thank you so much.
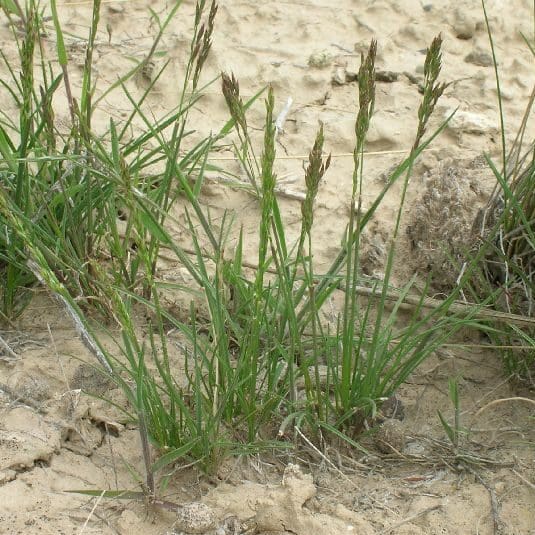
[49,0,67,66]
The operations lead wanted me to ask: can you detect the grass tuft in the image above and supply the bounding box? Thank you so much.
[0,0,532,509]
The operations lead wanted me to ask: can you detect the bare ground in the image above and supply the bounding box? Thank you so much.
[1,1,534,533]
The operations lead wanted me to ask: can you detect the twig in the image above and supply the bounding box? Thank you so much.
[474,397,535,418]
[294,426,366,480]
[512,468,535,490]
[0,333,19,361]
[380,504,442,534]
[466,466,502,535]
[351,285,535,329]
[79,490,106,535]
[469,426,522,433]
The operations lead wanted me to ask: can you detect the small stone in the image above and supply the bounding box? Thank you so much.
[374,419,406,453]
[464,50,493,67]
[447,109,497,136]
[331,66,347,86]
[308,51,333,69]
[174,503,216,534]
[376,70,398,83]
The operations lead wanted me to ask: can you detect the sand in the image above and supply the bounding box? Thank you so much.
[0,0,534,533]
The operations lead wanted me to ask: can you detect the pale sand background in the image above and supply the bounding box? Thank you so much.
[0,1,534,533]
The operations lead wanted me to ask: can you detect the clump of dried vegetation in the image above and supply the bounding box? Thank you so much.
[468,132,535,384]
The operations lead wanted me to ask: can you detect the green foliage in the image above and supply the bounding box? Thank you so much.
[459,0,535,384]
[1,0,532,509]
[438,378,461,448]
[0,0,222,318]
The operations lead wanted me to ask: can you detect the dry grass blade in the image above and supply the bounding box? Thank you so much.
[381,504,442,535]
[512,469,535,490]
[0,332,18,360]
[78,490,106,535]
[474,396,535,418]
[352,285,535,328]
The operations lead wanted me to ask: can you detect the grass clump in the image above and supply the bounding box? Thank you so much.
[468,137,535,385]
[0,0,220,319]
[212,36,483,445]
[0,0,510,502]
[458,2,535,386]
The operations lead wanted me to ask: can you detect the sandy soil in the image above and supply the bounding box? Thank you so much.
[1,0,534,533]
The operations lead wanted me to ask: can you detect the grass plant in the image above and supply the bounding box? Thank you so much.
[215,37,491,445]
[438,377,462,450]
[0,0,532,509]
[457,1,535,385]
[0,0,222,318]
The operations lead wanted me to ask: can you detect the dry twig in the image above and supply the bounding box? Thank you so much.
[0,333,18,361]
[380,504,442,534]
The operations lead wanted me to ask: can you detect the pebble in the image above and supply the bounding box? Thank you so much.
[446,109,497,136]
[331,66,347,86]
